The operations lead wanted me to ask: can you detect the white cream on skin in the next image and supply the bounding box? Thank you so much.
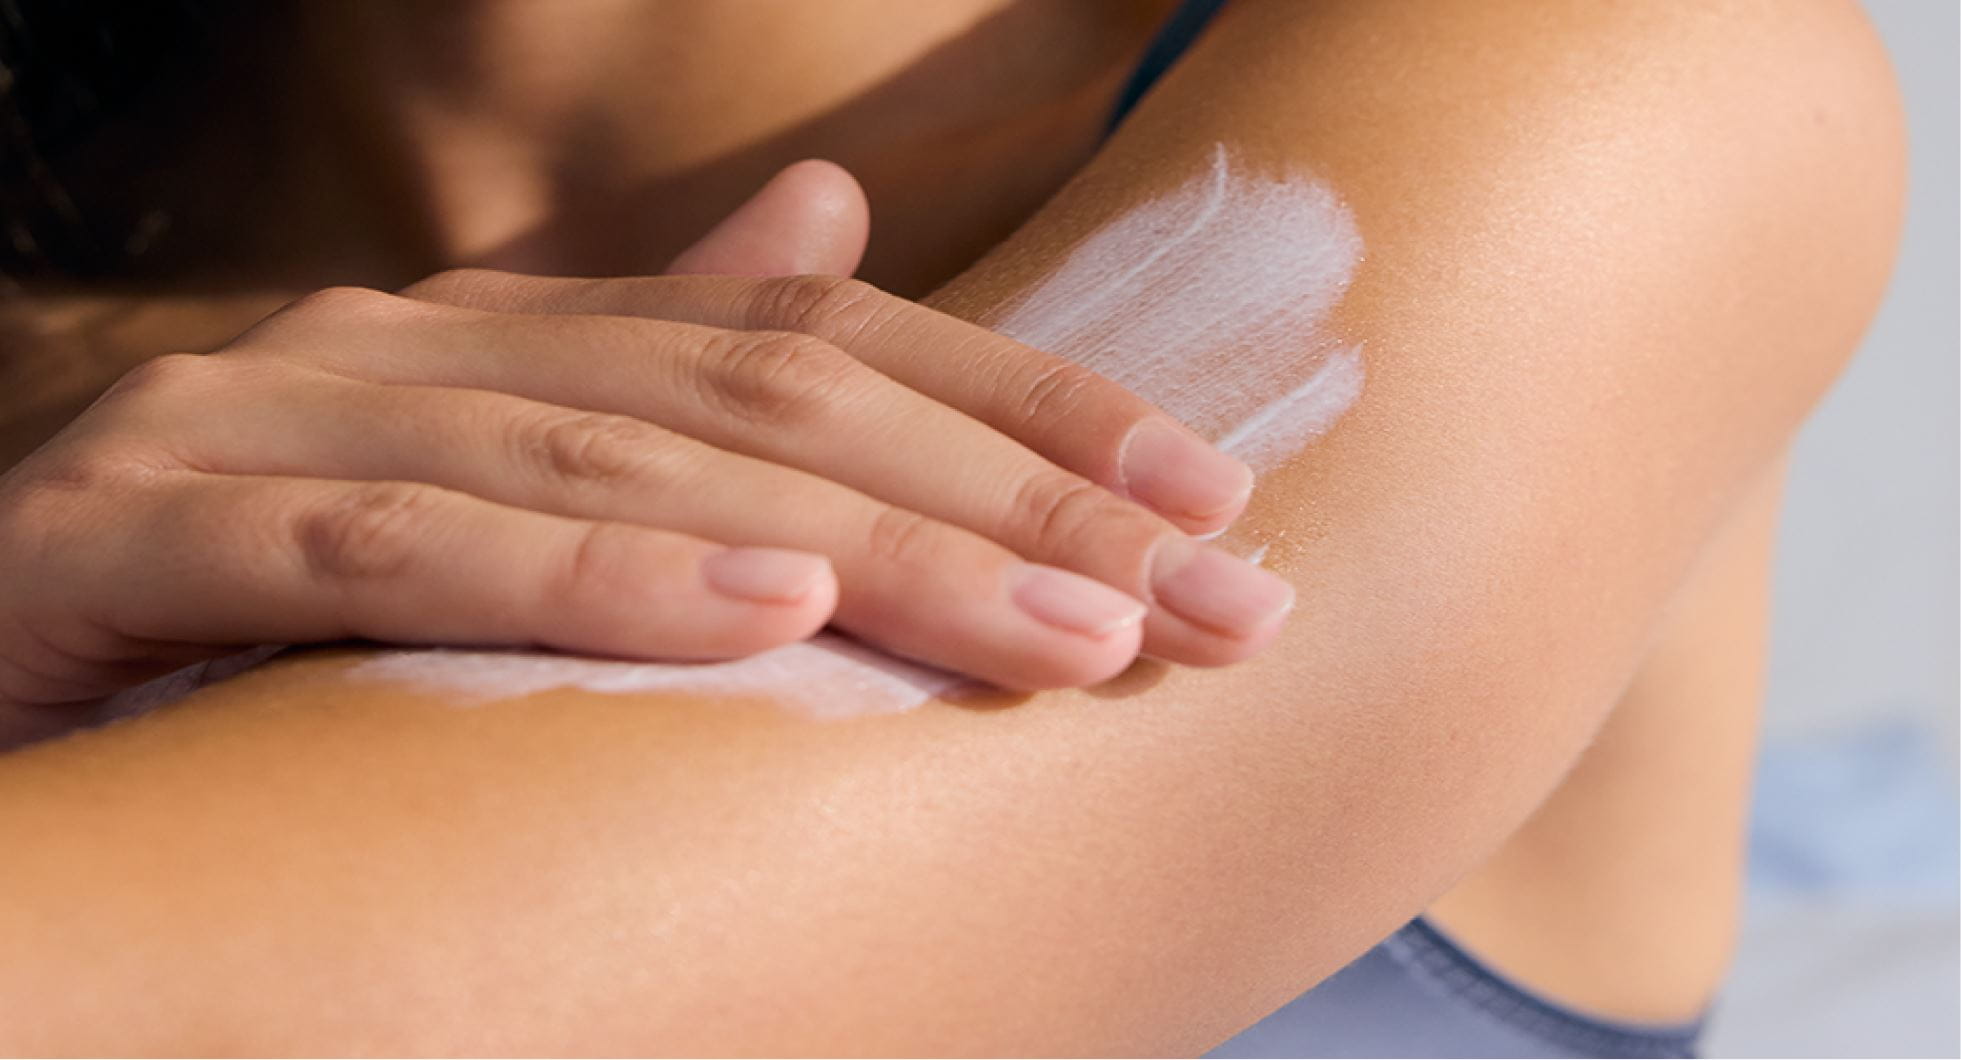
[120,145,1363,719]
[351,633,961,719]
[988,144,1365,473]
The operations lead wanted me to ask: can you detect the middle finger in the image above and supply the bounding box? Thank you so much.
[247,294,1292,663]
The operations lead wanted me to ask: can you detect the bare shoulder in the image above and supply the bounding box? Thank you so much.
[973,0,1904,452]
[1215,0,1902,154]
[1148,0,1901,326]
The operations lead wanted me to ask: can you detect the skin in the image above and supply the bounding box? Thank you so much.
[0,233,1296,727]
[0,0,1903,1054]
[0,124,1293,723]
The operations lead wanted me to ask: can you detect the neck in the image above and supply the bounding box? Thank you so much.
[296,0,1082,274]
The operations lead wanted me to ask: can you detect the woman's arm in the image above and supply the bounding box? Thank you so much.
[0,0,1902,1053]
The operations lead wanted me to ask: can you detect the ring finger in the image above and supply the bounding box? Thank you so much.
[155,371,1149,690]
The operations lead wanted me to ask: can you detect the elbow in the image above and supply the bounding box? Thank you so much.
[1707,0,1907,398]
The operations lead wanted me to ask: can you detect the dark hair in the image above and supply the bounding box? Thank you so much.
[1,0,249,278]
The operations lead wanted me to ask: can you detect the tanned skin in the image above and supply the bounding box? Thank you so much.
[0,1,1901,1053]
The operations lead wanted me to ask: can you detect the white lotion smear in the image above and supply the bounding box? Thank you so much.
[990,143,1364,471]
[335,145,1367,717]
[352,634,960,720]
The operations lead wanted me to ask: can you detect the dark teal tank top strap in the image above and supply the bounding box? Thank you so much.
[1107,0,1230,132]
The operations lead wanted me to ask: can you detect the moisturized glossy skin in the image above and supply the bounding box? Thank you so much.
[0,0,1903,1053]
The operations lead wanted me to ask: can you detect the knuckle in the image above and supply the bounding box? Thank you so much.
[557,520,647,609]
[283,285,407,324]
[705,330,857,425]
[296,482,442,582]
[1008,472,1145,560]
[94,352,304,435]
[99,352,218,405]
[239,287,411,350]
[754,274,890,344]
[523,411,678,490]
[236,285,423,358]
[399,267,522,307]
[0,444,161,556]
[863,505,946,570]
[22,444,153,498]
[1012,360,1103,434]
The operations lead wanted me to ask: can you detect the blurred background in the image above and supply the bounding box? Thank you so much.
[1702,2,1958,1055]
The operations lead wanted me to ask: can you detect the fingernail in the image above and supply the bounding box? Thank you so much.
[1010,564,1148,638]
[1150,540,1295,636]
[703,547,832,603]
[1118,418,1255,523]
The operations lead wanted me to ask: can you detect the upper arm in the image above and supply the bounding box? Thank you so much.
[0,1,1903,1053]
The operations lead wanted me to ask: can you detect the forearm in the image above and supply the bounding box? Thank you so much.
[0,0,1901,1053]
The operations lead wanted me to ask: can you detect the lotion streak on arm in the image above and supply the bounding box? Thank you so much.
[989,143,1365,473]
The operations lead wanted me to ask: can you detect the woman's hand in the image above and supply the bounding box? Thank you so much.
[0,162,1291,724]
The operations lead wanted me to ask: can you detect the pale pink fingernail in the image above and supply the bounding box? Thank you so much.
[702,548,832,603]
[1118,418,1255,523]
[1149,540,1295,636]
[1010,564,1148,638]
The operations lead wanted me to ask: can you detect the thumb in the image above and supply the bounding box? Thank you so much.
[663,159,870,277]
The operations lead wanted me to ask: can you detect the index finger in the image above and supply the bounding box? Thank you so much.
[401,270,1254,534]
